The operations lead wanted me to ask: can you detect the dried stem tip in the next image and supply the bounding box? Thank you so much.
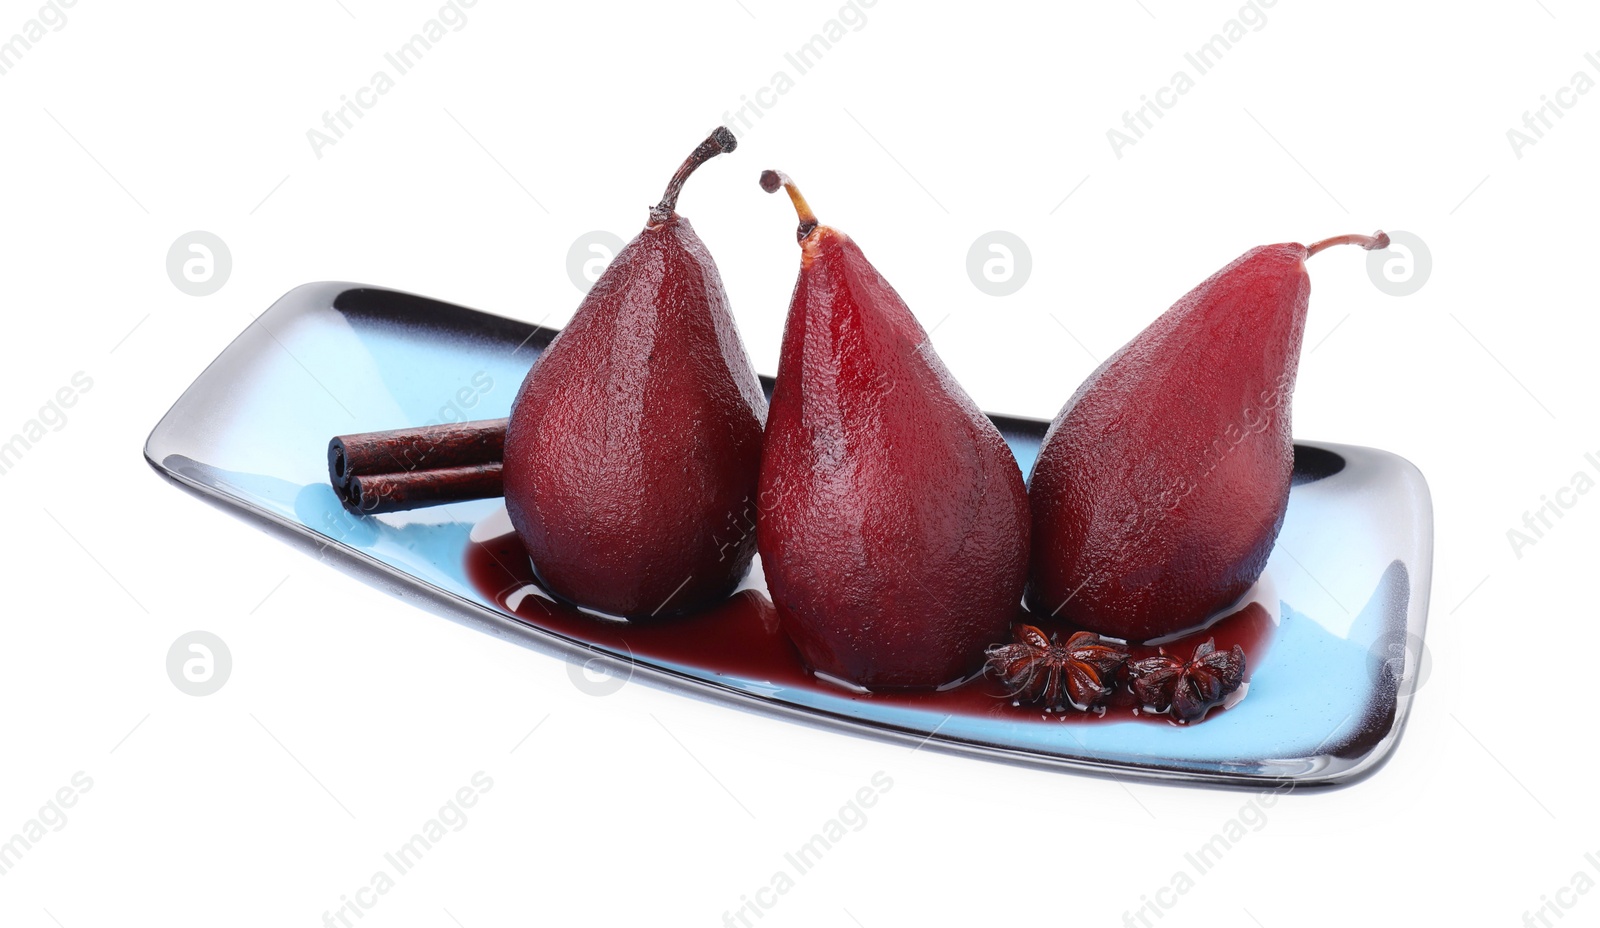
[1305,230,1390,258]
[759,169,819,242]
[653,126,738,220]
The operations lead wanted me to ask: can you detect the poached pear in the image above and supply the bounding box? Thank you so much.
[756,170,1031,689]
[502,128,766,618]
[1027,232,1390,641]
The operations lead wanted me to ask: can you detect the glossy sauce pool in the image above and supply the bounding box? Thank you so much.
[466,527,1274,725]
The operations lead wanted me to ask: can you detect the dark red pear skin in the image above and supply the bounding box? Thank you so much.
[1027,244,1312,642]
[503,215,766,618]
[758,227,1031,689]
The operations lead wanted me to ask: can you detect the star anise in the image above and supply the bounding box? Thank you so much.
[986,624,1131,712]
[1128,639,1246,723]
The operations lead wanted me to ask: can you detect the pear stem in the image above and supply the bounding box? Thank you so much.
[759,170,819,242]
[1305,230,1390,258]
[651,127,738,222]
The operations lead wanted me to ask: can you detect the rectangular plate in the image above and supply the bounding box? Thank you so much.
[147,283,1433,788]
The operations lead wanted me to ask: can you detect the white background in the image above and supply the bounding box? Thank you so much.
[2,1,1596,926]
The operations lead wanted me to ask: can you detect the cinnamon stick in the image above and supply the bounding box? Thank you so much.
[330,418,508,482]
[345,463,504,515]
[328,418,509,514]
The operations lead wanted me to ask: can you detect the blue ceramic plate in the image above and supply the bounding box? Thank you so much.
[146,283,1433,788]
